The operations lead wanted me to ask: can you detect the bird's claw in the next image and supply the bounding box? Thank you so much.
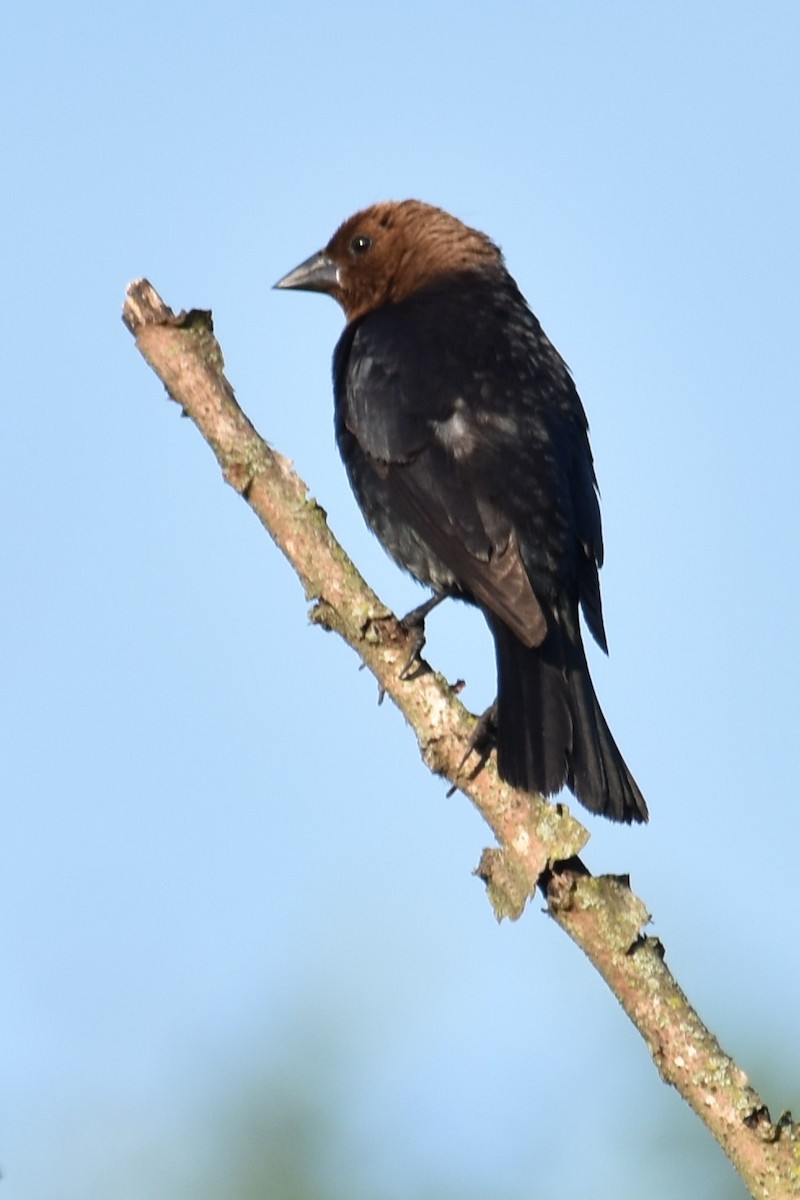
[397,620,427,680]
[447,701,498,796]
[396,593,447,680]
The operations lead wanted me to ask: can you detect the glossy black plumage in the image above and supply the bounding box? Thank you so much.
[276,201,647,823]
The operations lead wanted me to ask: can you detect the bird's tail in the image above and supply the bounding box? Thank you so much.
[486,611,648,823]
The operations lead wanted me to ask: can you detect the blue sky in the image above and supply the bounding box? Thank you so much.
[2,3,798,1197]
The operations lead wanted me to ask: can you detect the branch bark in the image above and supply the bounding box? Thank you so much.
[122,280,799,1199]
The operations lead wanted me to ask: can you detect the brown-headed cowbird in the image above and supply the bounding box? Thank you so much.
[275,200,647,823]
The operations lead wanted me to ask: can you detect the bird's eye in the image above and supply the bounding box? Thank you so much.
[350,234,372,256]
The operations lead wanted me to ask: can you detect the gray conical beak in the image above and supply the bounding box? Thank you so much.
[273,250,340,294]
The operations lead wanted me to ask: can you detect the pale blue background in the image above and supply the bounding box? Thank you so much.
[2,4,798,1198]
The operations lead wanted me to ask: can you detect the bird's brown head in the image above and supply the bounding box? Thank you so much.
[274,200,504,322]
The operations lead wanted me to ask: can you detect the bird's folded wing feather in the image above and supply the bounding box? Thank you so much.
[339,319,549,648]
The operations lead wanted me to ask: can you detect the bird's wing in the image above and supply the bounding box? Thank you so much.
[385,445,548,647]
[336,315,549,648]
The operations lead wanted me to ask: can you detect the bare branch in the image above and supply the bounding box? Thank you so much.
[123,280,800,1199]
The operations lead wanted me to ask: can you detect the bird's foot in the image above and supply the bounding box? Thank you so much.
[447,701,498,795]
[396,593,446,680]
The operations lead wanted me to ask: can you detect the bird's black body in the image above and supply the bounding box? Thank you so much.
[276,201,647,823]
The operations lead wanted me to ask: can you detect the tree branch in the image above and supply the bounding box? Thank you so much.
[122,280,799,1199]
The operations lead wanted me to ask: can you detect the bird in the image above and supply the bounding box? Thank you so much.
[275,200,647,823]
